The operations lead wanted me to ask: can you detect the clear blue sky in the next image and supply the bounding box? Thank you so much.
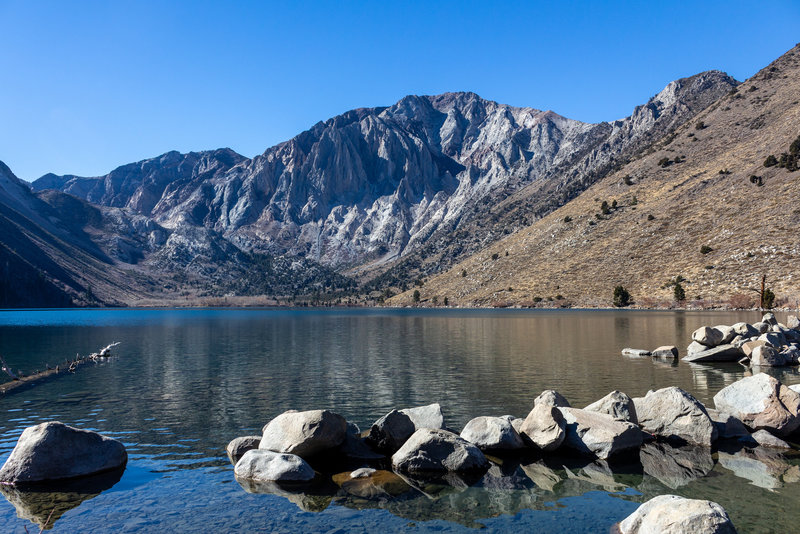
[1,0,798,181]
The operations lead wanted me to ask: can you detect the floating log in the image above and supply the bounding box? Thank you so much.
[0,343,120,396]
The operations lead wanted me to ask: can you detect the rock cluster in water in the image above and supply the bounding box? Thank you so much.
[226,369,800,532]
[683,312,800,367]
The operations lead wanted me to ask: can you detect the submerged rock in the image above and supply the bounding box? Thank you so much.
[391,428,489,473]
[584,390,638,424]
[622,348,651,357]
[558,408,642,460]
[635,387,717,446]
[616,494,736,533]
[459,416,525,451]
[259,409,347,458]
[713,373,800,437]
[0,422,127,484]
[652,346,679,358]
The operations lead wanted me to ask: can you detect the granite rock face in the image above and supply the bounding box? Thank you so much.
[584,390,638,423]
[0,422,127,484]
[226,436,261,465]
[518,404,566,452]
[459,416,525,451]
[558,408,642,459]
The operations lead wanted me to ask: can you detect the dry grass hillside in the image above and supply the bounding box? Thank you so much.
[391,44,800,309]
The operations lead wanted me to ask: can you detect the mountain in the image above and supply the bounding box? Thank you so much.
[32,73,736,288]
[394,44,800,308]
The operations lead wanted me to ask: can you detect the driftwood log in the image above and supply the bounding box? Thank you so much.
[0,343,120,396]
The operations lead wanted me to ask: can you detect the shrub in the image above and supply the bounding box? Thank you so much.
[415,278,424,287]
[613,286,632,307]
[600,201,611,215]
[413,290,420,303]
[462,269,467,277]
[647,214,655,220]
[564,215,572,223]
[762,288,776,309]
[673,282,686,302]
[491,253,499,260]
[658,157,672,168]
[533,296,543,303]
[764,154,778,167]
[623,175,634,185]
[631,196,638,205]
[443,296,449,306]
[611,200,618,210]
[695,120,706,130]
[700,245,713,254]
[749,175,764,186]
[505,250,509,256]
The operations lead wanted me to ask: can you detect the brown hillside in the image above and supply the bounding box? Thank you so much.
[392,44,800,309]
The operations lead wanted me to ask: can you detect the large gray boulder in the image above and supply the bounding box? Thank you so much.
[399,403,446,430]
[584,390,638,423]
[227,435,261,465]
[366,409,416,453]
[635,387,717,446]
[652,346,679,359]
[682,344,743,363]
[687,341,708,355]
[750,345,788,367]
[741,340,767,358]
[259,409,347,458]
[391,428,489,473]
[518,403,566,452]
[534,390,570,408]
[762,312,778,326]
[713,325,736,344]
[459,416,525,451]
[753,321,770,334]
[692,326,724,347]
[616,494,736,533]
[705,409,750,439]
[750,429,791,449]
[0,422,127,484]
[787,315,800,329]
[759,331,787,348]
[234,449,315,483]
[732,322,759,338]
[713,373,800,436]
[558,408,642,459]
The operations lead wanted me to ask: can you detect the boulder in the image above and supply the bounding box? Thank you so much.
[399,403,446,430]
[787,315,800,329]
[682,344,743,363]
[391,429,489,473]
[0,422,127,484]
[519,403,566,452]
[558,408,642,459]
[616,494,736,534]
[789,384,800,395]
[692,326,724,347]
[584,390,638,424]
[750,345,788,367]
[622,348,651,357]
[259,409,347,458]
[760,331,787,348]
[741,340,767,358]
[687,341,708,355]
[234,449,315,483]
[732,322,759,338]
[366,409,416,453]
[338,422,384,460]
[713,373,800,436]
[227,436,261,465]
[533,389,570,408]
[332,469,412,499]
[652,346,679,358]
[751,429,791,449]
[459,416,525,451]
[762,312,778,326]
[705,409,750,439]
[634,387,717,446]
[753,321,770,334]
[713,325,736,344]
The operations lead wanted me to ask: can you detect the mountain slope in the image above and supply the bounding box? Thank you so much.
[32,74,736,282]
[395,44,800,308]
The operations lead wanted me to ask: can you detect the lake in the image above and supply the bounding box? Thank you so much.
[1,308,799,533]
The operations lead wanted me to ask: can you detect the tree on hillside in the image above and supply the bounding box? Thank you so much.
[613,286,631,307]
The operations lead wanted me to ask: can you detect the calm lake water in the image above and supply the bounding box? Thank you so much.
[1,308,799,533]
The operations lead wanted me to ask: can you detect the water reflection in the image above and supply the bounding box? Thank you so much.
[0,468,124,530]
